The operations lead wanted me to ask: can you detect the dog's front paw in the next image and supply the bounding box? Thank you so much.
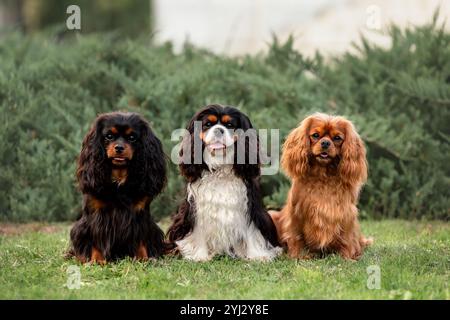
[246,247,281,262]
[182,248,212,262]
[247,254,273,262]
[176,239,211,262]
[186,254,212,262]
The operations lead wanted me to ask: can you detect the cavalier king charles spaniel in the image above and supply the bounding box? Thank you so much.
[270,113,373,260]
[166,104,281,261]
[68,112,167,264]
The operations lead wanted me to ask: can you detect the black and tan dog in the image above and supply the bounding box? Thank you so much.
[67,112,166,264]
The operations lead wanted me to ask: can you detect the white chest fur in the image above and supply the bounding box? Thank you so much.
[176,166,281,261]
[189,166,248,247]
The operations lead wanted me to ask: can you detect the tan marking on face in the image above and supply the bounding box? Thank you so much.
[110,127,118,134]
[106,144,116,158]
[207,114,218,123]
[106,143,133,161]
[221,115,231,123]
[125,128,133,135]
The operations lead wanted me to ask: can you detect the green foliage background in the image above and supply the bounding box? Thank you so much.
[3,0,151,36]
[0,17,449,221]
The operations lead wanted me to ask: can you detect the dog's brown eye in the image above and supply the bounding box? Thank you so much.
[312,133,320,139]
[128,135,136,142]
[205,122,212,128]
[333,136,342,141]
[225,123,234,129]
[105,133,114,141]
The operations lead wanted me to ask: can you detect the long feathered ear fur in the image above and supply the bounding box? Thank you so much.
[179,113,207,182]
[281,116,313,178]
[338,119,368,187]
[246,178,280,247]
[232,112,279,246]
[233,113,260,180]
[132,119,167,197]
[76,116,109,195]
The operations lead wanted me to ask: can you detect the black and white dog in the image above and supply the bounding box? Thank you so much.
[166,104,281,261]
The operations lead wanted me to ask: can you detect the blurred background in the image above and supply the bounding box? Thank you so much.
[1,0,449,55]
[0,0,151,35]
[0,0,448,222]
[154,0,450,57]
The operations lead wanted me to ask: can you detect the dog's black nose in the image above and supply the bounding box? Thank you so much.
[115,144,124,153]
[321,140,331,149]
[214,127,224,136]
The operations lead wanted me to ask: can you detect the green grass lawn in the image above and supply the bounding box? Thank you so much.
[0,220,448,299]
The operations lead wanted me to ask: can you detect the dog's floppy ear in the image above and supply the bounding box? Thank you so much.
[137,120,167,197]
[76,116,109,194]
[281,116,313,178]
[245,178,280,247]
[179,114,207,182]
[338,118,368,187]
[233,113,260,180]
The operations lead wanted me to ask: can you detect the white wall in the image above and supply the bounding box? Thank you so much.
[154,0,450,57]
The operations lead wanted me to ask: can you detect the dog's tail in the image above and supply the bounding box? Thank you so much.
[268,210,284,244]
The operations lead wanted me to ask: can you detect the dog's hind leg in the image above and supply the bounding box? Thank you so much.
[90,247,106,265]
[360,236,374,247]
[135,242,149,261]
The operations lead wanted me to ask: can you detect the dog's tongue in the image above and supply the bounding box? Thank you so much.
[207,142,225,150]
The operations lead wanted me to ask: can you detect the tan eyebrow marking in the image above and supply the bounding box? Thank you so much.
[110,127,118,134]
[207,115,218,122]
[221,115,231,123]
